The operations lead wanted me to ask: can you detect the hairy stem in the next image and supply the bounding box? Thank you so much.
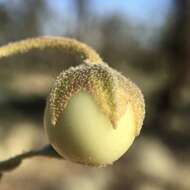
[0,144,61,178]
[0,36,103,64]
[0,36,103,178]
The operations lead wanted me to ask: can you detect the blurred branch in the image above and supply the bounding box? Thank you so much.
[74,0,89,38]
[158,0,190,110]
[0,144,61,179]
[154,0,190,147]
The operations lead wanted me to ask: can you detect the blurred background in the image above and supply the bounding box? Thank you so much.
[0,0,190,189]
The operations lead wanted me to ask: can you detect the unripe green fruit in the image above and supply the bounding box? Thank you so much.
[44,63,145,166]
[45,91,136,166]
[0,36,145,168]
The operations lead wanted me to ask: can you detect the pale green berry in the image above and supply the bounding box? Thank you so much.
[0,36,145,167]
[44,62,145,166]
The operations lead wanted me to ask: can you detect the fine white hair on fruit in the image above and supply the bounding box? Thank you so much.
[0,36,145,167]
[44,62,145,166]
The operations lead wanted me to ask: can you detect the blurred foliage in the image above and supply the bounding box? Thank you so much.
[0,0,189,190]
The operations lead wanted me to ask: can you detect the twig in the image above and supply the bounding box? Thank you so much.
[0,144,62,179]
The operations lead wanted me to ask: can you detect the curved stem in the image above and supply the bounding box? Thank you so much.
[0,36,103,64]
[0,144,61,178]
[0,36,103,178]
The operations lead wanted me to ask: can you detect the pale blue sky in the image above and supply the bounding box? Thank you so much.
[93,0,172,24]
[46,0,173,25]
[0,0,173,26]
[43,0,173,48]
[0,0,173,47]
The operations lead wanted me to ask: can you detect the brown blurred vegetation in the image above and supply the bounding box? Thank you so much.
[0,0,189,190]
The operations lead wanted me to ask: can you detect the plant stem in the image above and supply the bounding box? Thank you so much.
[0,36,103,178]
[0,144,61,178]
[0,36,103,64]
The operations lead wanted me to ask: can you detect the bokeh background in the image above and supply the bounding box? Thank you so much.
[0,0,190,189]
